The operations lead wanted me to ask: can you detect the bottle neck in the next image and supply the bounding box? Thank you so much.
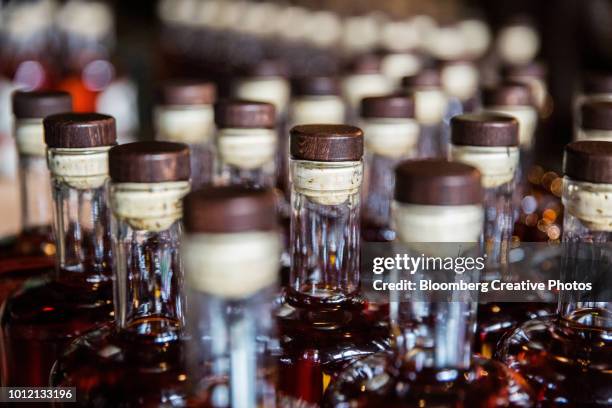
[216,128,277,189]
[111,181,190,340]
[289,159,363,304]
[49,147,113,286]
[559,177,612,327]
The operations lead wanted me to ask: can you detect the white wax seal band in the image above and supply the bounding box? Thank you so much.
[393,202,483,243]
[361,119,419,158]
[217,128,277,170]
[486,106,537,148]
[577,129,612,142]
[155,105,215,144]
[291,160,363,205]
[15,119,46,156]
[47,146,112,189]
[342,74,393,109]
[414,89,447,125]
[111,181,190,232]
[235,78,290,111]
[290,97,346,125]
[182,232,280,299]
[563,178,612,232]
[441,63,479,101]
[450,145,519,188]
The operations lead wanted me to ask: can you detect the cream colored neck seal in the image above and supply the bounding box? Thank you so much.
[361,118,419,158]
[15,118,46,156]
[155,104,215,145]
[111,181,190,232]
[342,74,393,110]
[485,106,537,148]
[235,77,290,113]
[291,160,362,206]
[450,145,519,188]
[563,178,612,232]
[182,232,280,299]
[47,146,112,189]
[414,88,447,125]
[577,128,612,142]
[441,63,479,101]
[290,96,345,126]
[217,128,277,170]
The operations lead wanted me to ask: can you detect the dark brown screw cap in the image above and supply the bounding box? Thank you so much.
[502,61,547,80]
[401,68,442,89]
[214,100,276,129]
[395,159,483,205]
[290,124,363,162]
[44,113,116,148]
[482,81,534,107]
[245,59,289,78]
[183,186,278,233]
[158,80,216,105]
[292,76,340,96]
[580,100,612,131]
[12,91,72,119]
[583,72,612,95]
[345,53,382,74]
[361,94,415,119]
[563,141,612,184]
[109,141,190,183]
[451,113,519,147]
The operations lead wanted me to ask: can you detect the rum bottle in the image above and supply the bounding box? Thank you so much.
[359,94,420,242]
[278,124,388,405]
[51,141,192,406]
[325,159,535,407]
[497,141,612,406]
[155,80,217,189]
[182,186,281,407]
[0,113,116,386]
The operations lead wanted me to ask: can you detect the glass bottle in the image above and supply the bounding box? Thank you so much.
[0,91,72,304]
[341,54,393,124]
[497,141,612,406]
[182,187,281,407]
[325,159,535,407]
[0,113,116,387]
[402,69,448,158]
[155,80,217,189]
[51,141,191,406]
[278,124,388,405]
[359,94,420,242]
[289,76,346,127]
[214,100,277,190]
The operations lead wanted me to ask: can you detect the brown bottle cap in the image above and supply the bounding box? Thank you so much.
[158,80,217,105]
[345,54,382,74]
[583,72,612,95]
[451,113,519,147]
[245,59,289,78]
[360,94,415,119]
[290,124,363,162]
[401,68,441,89]
[482,81,534,107]
[44,113,116,148]
[12,91,73,119]
[395,159,483,205]
[580,100,612,130]
[109,141,190,183]
[563,141,612,183]
[292,76,340,96]
[214,100,276,129]
[502,61,547,80]
[183,186,278,233]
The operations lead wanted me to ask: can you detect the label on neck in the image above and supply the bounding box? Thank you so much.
[217,128,277,170]
[414,88,447,125]
[290,96,346,126]
[342,74,393,110]
[393,202,483,243]
[15,119,45,156]
[563,178,612,231]
[577,128,612,142]
[291,160,362,206]
[47,146,112,189]
[182,232,280,299]
[155,104,215,144]
[441,63,479,101]
[361,118,419,158]
[235,77,289,113]
[450,145,519,188]
[486,106,537,148]
[111,181,190,231]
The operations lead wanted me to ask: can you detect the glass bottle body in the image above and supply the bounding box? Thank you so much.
[1,150,114,387]
[278,169,387,404]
